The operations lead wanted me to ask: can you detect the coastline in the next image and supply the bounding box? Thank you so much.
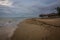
[11,18,60,40]
[0,17,27,40]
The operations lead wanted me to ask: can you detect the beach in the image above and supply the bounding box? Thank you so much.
[11,18,60,40]
[0,17,26,40]
[0,17,60,40]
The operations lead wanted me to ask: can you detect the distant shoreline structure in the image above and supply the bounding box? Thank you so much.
[39,13,60,18]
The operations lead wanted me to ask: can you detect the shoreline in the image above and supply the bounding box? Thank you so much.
[11,18,60,40]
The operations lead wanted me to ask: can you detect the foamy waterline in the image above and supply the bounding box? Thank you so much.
[0,17,27,40]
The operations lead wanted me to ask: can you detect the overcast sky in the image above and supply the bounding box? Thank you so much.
[0,0,60,17]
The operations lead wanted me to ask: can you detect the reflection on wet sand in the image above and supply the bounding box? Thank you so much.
[0,20,18,40]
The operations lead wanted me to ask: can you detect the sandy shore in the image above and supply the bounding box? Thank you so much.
[11,18,60,40]
[0,18,27,40]
[0,21,18,40]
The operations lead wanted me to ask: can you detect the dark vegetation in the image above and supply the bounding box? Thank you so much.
[56,7,60,16]
[39,7,60,17]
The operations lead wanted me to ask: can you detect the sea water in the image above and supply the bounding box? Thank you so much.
[0,17,27,40]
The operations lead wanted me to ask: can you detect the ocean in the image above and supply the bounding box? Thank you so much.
[0,17,27,40]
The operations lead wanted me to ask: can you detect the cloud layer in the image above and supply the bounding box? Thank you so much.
[0,0,60,17]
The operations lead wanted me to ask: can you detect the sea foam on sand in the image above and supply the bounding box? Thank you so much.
[0,20,19,40]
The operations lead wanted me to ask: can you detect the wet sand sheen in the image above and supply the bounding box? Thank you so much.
[0,18,27,40]
[0,21,17,40]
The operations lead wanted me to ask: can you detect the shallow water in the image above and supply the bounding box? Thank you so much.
[0,17,27,40]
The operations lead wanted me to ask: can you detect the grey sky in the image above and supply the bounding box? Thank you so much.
[0,0,60,17]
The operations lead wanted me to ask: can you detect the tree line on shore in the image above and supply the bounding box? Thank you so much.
[39,7,60,17]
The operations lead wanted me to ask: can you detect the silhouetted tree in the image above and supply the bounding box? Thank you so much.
[39,14,44,17]
[56,7,60,16]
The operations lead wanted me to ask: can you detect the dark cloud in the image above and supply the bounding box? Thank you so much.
[0,0,60,17]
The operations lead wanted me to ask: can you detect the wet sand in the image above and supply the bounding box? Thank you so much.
[11,18,60,40]
[0,18,27,40]
[0,19,20,40]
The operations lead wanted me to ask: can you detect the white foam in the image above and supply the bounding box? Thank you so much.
[0,20,18,40]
